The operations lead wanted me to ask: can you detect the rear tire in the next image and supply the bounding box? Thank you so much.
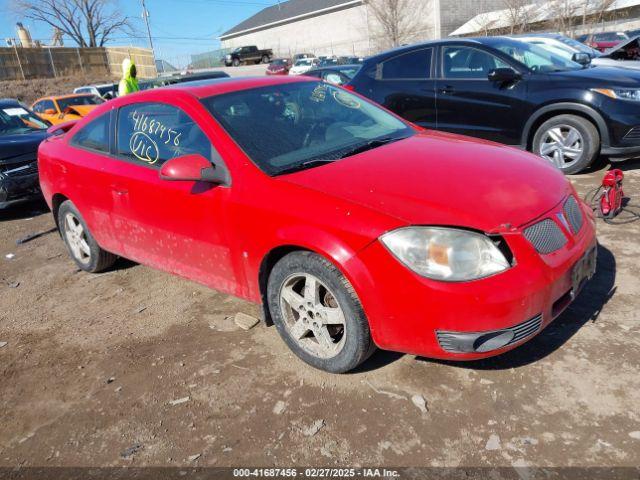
[57,200,117,273]
[532,114,599,174]
[267,251,375,373]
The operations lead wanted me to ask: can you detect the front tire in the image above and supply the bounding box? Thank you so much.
[267,251,375,373]
[58,200,116,273]
[232,58,240,67]
[261,55,269,64]
[532,114,599,174]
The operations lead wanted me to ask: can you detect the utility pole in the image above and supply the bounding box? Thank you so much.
[141,0,155,54]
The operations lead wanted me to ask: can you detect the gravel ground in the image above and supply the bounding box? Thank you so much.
[0,158,639,471]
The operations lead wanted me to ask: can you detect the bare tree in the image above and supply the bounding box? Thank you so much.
[502,0,532,34]
[550,0,581,36]
[12,0,134,47]
[363,0,426,50]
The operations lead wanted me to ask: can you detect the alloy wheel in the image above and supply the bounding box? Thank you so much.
[63,212,91,265]
[279,273,347,359]
[538,124,584,169]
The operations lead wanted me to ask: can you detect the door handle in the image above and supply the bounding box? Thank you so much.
[440,86,455,95]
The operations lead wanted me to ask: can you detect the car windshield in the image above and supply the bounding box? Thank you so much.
[0,105,48,135]
[57,95,104,110]
[295,59,313,66]
[203,81,414,176]
[489,38,583,72]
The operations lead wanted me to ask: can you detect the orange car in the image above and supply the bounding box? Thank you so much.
[31,94,105,125]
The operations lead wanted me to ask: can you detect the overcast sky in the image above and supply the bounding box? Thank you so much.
[0,0,279,66]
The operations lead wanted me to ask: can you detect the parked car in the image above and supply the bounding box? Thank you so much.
[38,76,596,373]
[224,46,273,66]
[304,64,361,85]
[1,99,49,208]
[140,71,231,90]
[579,31,629,52]
[516,33,640,71]
[289,58,318,75]
[73,83,118,100]
[348,36,640,173]
[292,53,316,62]
[266,58,292,76]
[32,94,104,125]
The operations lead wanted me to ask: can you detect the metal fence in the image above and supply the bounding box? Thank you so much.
[0,46,157,81]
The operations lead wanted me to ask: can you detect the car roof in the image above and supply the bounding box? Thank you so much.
[164,75,316,98]
[365,38,481,62]
[0,98,21,108]
[307,64,361,73]
[38,93,96,102]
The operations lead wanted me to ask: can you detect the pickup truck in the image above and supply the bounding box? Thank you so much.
[224,46,273,66]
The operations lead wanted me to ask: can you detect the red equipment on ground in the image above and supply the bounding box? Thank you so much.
[599,169,624,219]
[586,168,639,224]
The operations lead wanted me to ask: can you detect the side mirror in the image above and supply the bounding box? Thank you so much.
[488,67,521,83]
[44,108,56,115]
[159,154,225,184]
[572,52,591,65]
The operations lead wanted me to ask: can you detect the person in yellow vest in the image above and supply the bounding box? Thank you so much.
[118,58,139,96]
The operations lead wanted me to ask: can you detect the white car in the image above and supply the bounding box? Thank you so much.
[289,58,317,75]
[73,83,118,99]
[511,33,640,71]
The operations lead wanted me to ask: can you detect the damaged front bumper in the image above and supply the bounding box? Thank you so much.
[0,171,41,209]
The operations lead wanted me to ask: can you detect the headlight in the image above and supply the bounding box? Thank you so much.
[380,227,511,281]
[592,88,640,101]
[226,54,231,59]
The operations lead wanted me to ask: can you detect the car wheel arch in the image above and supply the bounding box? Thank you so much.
[51,193,70,232]
[522,103,609,150]
[257,235,367,326]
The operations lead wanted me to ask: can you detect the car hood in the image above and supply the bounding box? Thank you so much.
[0,130,49,162]
[280,131,571,232]
[600,36,639,57]
[546,65,640,86]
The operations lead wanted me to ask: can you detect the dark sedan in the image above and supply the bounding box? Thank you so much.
[348,36,640,173]
[0,99,49,208]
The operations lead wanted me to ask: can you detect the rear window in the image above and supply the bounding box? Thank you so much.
[381,48,432,80]
[71,112,110,152]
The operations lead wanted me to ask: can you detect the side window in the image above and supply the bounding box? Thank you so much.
[443,46,508,79]
[116,103,212,168]
[381,49,432,80]
[32,102,43,113]
[71,112,111,153]
[38,100,55,112]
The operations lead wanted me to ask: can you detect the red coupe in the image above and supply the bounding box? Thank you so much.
[38,76,597,373]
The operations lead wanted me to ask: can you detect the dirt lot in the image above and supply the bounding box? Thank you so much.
[1,159,639,471]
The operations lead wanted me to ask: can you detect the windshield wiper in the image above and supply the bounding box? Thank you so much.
[338,136,406,159]
[275,159,336,176]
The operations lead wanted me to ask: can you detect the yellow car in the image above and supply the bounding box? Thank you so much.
[31,94,105,125]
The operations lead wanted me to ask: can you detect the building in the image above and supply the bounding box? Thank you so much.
[451,0,640,37]
[219,0,505,58]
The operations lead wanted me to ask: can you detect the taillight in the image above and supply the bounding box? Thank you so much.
[343,84,355,91]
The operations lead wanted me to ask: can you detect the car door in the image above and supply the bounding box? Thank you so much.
[435,45,529,145]
[63,111,121,253]
[108,101,237,291]
[366,47,437,129]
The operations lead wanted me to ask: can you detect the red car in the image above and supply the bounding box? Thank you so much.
[38,77,597,373]
[580,31,629,52]
[265,58,291,75]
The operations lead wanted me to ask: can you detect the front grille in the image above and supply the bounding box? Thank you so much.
[1,160,38,178]
[523,218,567,254]
[507,313,543,345]
[563,195,584,234]
[624,126,640,140]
